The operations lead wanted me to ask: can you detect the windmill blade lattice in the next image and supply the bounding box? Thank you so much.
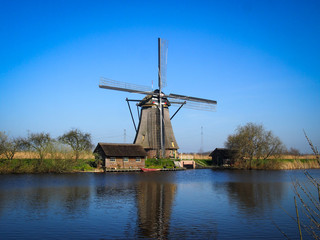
[159,39,168,88]
[168,93,217,104]
[170,100,216,111]
[99,77,152,95]
[98,38,217,159]
[168,93,217,111]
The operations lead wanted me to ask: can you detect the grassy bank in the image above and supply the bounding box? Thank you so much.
[145,159,176,169]
[0,158,177,173]
[194,159,213,167]
[1,156,318,173]
[0,158,98,174]
[232,158,320,170]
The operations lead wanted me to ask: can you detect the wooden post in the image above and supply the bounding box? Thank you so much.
[158,38,164,158]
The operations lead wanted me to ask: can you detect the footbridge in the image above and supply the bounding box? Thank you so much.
[174,160,195,169]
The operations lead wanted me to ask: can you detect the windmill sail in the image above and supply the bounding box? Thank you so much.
[159,39,168,88]
[168,93,217,104]
[170,100,216,111]
[99,38,217,159]
[99,77,152,95]
[168,93,217,111]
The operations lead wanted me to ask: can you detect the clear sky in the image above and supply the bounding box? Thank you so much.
[0,0,319,153]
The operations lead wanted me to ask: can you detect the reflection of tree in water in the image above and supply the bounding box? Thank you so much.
[213,171,288,216]
[0,175,91,218]
[59,186,90,215]
[227,182,284,215]
[26,186,91,216]
[135,180,177,239]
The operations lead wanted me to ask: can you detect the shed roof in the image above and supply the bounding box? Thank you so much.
[94,143,147,157]
[209,148,237,157]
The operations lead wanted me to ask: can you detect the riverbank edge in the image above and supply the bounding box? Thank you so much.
[0,158,319,174]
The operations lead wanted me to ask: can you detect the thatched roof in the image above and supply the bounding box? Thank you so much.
[94,143,147,157]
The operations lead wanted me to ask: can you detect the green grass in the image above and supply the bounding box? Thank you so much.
[0,158,97,174]
[145,159,176,169]
[145,158,213,169]
[2,157,316,173]
[194,159,213,167]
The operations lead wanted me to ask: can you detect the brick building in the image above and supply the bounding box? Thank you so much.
[93,143,147,169]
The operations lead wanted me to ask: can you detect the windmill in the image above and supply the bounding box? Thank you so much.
[99,38,217,158]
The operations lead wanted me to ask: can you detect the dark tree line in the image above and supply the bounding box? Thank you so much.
[0,129,93,163]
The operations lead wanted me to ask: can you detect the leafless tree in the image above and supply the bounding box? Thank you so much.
[58,129,93,161]
[225,123,285,169]
[4,137,26,161]
[25,132,52,164]
[0,132,26,161]
[287,147,301,157]
[0,131,7,157]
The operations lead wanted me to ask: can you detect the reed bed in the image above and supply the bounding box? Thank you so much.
[0,151,94,160]
[235,158,320,170]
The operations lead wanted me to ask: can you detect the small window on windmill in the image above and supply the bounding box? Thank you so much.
[171,141,175,147]
[142,135,145,141]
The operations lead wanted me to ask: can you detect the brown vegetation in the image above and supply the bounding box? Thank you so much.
[0,151,94,160]
[279,160,320,170]
[278,155,316,160]
[232,158,320,170]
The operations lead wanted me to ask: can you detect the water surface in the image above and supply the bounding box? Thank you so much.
[0,169,319,239]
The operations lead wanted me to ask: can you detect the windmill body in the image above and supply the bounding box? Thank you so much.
[99,38,217,158]
[134,90,178,158]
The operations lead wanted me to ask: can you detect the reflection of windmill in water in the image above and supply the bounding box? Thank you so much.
[135,180,177,238]
[99,38,217,158]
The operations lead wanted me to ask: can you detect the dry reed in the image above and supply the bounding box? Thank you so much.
[0,151,94,160]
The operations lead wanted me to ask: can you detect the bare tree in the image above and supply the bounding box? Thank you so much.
[58,129,93,161]
[25,132,52,164]
[287,147,301,156]
[4,137,26,161]
[259,132,285,160]
[225,123,285,169]
[0,131,7,157]
[0,132,26,161]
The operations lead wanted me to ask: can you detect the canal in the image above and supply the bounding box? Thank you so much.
[0,169,319,239]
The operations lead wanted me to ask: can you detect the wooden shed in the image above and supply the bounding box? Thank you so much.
[209,148,237,166]
[93,143,147,169]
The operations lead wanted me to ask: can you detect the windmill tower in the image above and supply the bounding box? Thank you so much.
[99,38,217,158]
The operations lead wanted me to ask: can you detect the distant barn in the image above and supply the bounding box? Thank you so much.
[94,143,147,170]
[209,148,237,166]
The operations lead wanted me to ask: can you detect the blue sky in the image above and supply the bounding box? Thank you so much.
[0,0,319,153]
